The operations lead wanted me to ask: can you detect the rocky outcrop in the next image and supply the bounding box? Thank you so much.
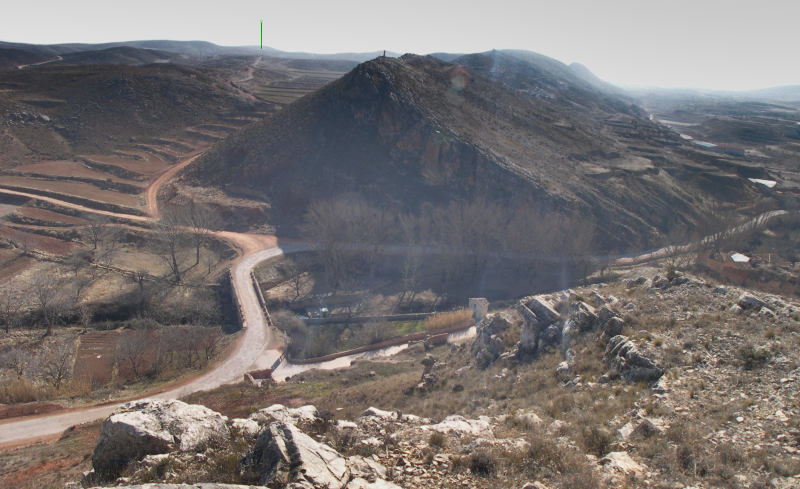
[92,399,229,479]
[604,335,663,382]
[248,404,320,431]
[239,421,350,488]
[568,300,598,332]
[423,415,494,438]
[602,316,625,338]
[600,451,646,479]
[471,312,516,368]
[417,354,446,391]
[738,292,767,311]
[517,296,560,356]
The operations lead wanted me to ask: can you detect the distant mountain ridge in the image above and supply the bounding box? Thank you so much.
[0,40,398,68]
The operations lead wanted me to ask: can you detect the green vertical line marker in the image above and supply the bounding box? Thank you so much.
[260,20,263,49]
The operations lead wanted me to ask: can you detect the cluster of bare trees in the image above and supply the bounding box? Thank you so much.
[0,200,226,336]
[0,337,76,401]
[115,326,223,381]
[662,204,770,272]
[156,201,221,283]
[301,196,597,300]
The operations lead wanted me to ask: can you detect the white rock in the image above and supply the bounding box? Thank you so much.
[248,404,319,428]
[361,407,397,420]
[424,415,494,437]
[231,418,261,439]
[599,451,646,478]
[92,399,229,478]
[347,455,388,481]
[336,420,358,430]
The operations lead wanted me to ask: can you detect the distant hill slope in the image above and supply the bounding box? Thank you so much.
[189,54,756,249]
[452,50,640,117]
[53,46,182,66]
[0,63,266,156]
[0,47,51,70]
[0,40,391,67]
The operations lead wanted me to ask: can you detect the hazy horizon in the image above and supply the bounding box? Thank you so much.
[3,0,798,91]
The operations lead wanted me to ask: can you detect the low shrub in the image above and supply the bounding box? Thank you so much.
[466,449,496,477]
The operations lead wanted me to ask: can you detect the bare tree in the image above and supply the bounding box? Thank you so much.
[77,302,94,329]
[280,259,304,300]
[663,223,693,272]
[184,201,220,268]
[129,268,151,314]
[32,274,68,335]
[0,346,28,378]
[40,339,74,390]
[64,249,92,277]
[156,209,187,283]
[428,198,507,284]
[195,327,223,363]
[82,216,108,250]
[116,330,151,380]
[0,289,23,333]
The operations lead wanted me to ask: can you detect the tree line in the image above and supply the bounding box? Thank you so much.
[0,201,225,335]
[300,195,597,301]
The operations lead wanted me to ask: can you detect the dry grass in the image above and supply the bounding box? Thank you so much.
[423,309,473,331]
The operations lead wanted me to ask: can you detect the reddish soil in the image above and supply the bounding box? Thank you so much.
[0,422,98,488]
[0,224,77,256]
[0,250,34,281]
[0,176,141,208]
[13,160,145,187]
[15,206,88,226]
[81,153,170,177]
[145,152,204,217]
[0,402,63,420]
[73,331,120,387]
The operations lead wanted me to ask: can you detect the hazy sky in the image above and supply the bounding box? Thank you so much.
[2,0,798,90]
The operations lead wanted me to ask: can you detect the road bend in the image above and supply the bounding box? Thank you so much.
[0,154,288,446]
[0,151,791,446]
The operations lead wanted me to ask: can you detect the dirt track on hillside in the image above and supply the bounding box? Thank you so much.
[0,152,287,447]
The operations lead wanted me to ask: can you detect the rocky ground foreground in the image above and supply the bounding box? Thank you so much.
[36,269,800,489]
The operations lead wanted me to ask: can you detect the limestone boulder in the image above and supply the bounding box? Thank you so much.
[239,421,349,488]
[517,296,560,356]
[569,301,598,331]
[738,293,767,310]
[423,415,494,438]
[600,451,646,479]
[523,296,560,324]
[347,455,388,482]
[604,335,663,383]
[92,399,229,479]
[471,312,516,368]
[248,404,320,430]
[602,317,625,338]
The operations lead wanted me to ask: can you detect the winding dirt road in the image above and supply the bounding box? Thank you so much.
[0,152,288,446]
[0,151,792,446]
